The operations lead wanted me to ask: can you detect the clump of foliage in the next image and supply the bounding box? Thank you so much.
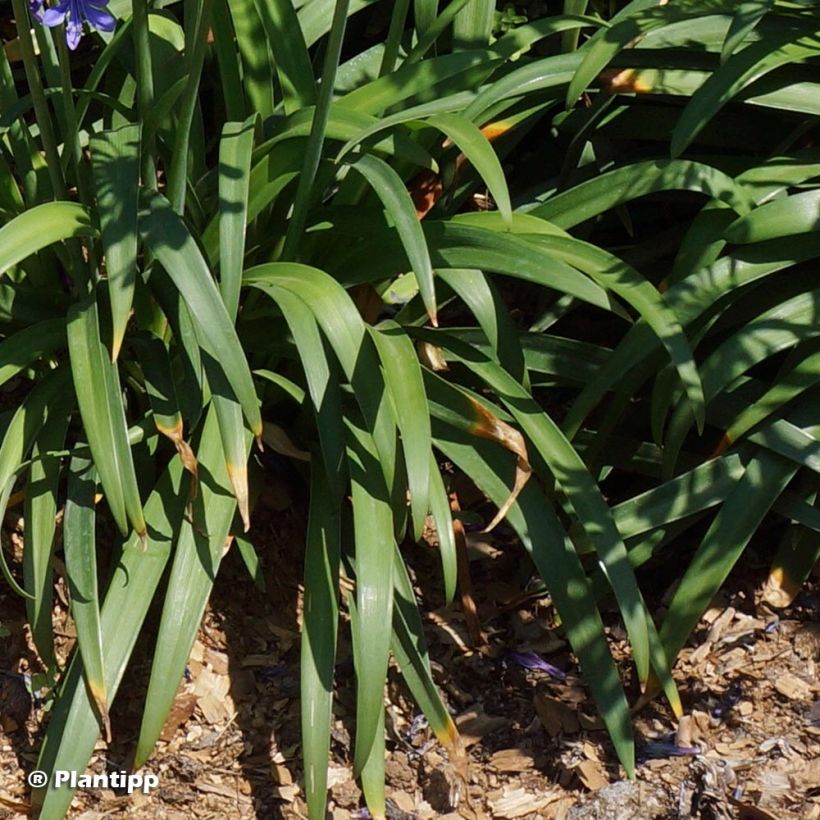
[1,0,818,817]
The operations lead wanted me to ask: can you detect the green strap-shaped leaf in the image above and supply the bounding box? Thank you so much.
[491,12,607,61]
[350,153,437,324]
[34,454,188,818]
[249,284,347,497]
[246,263,398,498]
[371,320,431,542]
[724,189,820,244]
[63,457,110,740]
[432,422,635,776]
[560,0,589,52]
[672,28,820,156]
[23,391,72,668]
[134,404,247,766]
[0,201,96,276]
[91,124,140,361]
[379,0,410,75]
[0,368,71,512]
[281,0,350,259]
[464,51,580,121]
[67,293,146,539]
[348,588,387,819]
[526,233,705,432]
[611,454,745,542]
[405,0,474,62]
[424,369,534,532]
[0,318,65,389]
[425,328,679,711]
[225,0,274,117]
[207,362,253,531]
[139,191,262,439]
[530,159,754,228]
[218,116,256,320]
[347,421,395,777]
[453,0,493,50]
[565,0,733,108]
[659,451,796,664]
[0,477,31,599]
[132,332,187,444]
[328,220,612,311]
[424,112,513,227]
[720,0,773,63]
[413,0,437,37]
[210,0,245,120]
[452,328,607,385]
[256,105,438,180]
[428,452,457,603]
[438,269,527,385]
[145,270,206,437]
[669,152,820,284]
[391,543,462,750]
[766,480,820,608]
[708,383,820,478]
[722,348,820,452]
[132,331,199,484]
[341,50,502,116]
[301,460,341,819]
[234,533,266,591]
[664,289,820,474]
[564,231,820,437]
[209,116,259,528]
[253,0,315,113]
[254,368,306,405]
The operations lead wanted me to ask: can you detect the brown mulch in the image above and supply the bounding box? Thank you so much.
[1,487,819,819]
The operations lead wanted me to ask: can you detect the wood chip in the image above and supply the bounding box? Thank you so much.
[192,667,233,725]
[275,783,300,801]
[489,748,535,773]
[487,786,557,818]
[456,706,508,748]
[272,762,293,786]
[676,714,696,747]
[160,693,198,741]
[326,765,353,788]
[575,758,608,791]
[194,780,251,802]
[533,693,579,736]
[389,790,416,812]
[582,741,602,762]
[729,796,782,820]
[774,672,813,701]
[204,648,230,674]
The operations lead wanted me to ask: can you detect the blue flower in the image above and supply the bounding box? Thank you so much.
[34,0,116,50]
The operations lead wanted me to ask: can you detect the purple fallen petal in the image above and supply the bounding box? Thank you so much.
[639,741,700,761]
[506,650,567,681]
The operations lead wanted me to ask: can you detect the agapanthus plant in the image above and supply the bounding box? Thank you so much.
[30,0,116,49]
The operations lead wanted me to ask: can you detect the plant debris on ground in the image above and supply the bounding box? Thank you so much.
[2,493,818,818]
